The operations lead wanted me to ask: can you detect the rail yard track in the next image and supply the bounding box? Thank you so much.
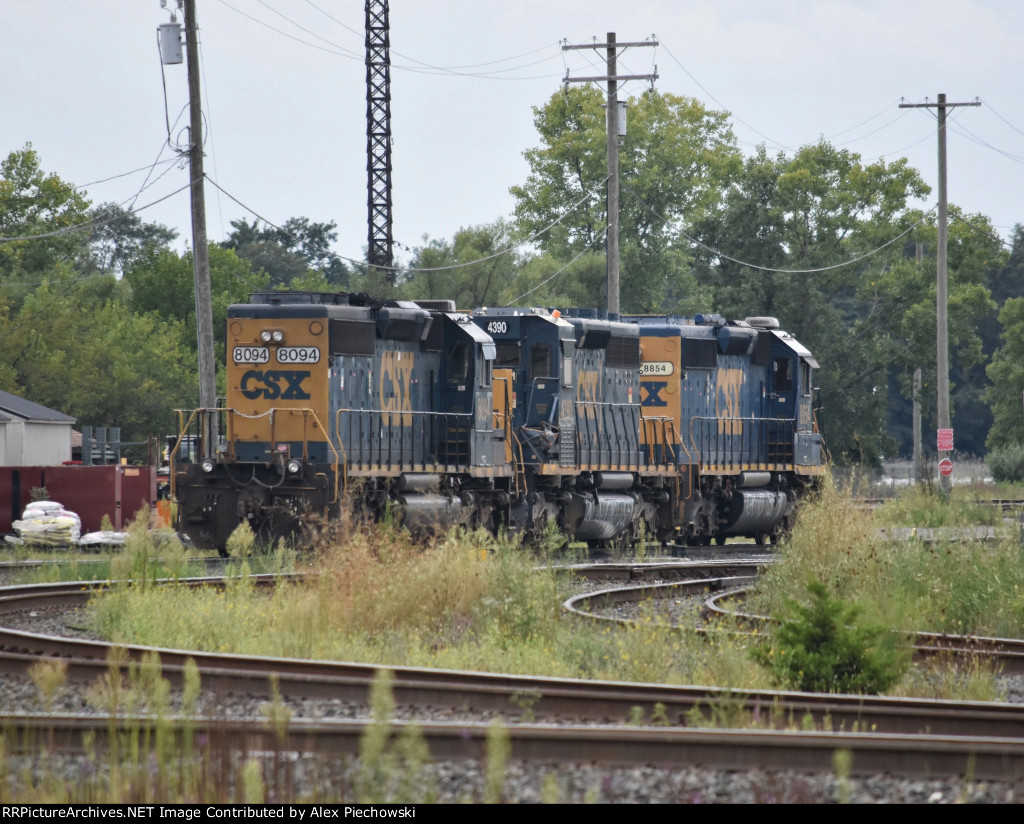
[5,570,1024,787]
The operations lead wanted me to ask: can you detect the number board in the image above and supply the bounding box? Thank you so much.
[640,361,674,376]
[477,315,520,338]
[276,346,320,364]
[233,346,269,364]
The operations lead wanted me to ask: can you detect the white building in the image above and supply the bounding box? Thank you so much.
[0,391,76,466]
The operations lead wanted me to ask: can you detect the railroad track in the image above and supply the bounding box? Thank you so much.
[565,572,1024,674]
[5,713,1024,781]
[6,576,1024,781]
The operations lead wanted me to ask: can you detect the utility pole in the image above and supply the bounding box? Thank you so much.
[913,241,929,483]
[563,34,657,318]
[899,94,980,494]
[183,0,217,453]
[365,0,394,284]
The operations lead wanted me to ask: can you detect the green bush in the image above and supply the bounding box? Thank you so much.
[753,580,909,694]
[987,444,1024,483]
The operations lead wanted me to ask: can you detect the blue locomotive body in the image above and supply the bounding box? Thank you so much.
[172,293,824,552]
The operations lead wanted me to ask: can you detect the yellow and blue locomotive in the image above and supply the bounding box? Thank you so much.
[172,291,511,550]
[171,292,825,552]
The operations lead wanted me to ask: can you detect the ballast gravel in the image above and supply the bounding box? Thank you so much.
[4,604,1024,803]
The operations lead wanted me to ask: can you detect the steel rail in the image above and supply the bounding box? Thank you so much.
[5,713,1024,780]
[6,580,1024,745]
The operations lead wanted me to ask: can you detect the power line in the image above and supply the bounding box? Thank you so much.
[982,99,1024,143]
[299,0,563,75]
[203,173,610,274]
[0,180,193,243]
[659,37,929,156]
[622,184,937,275]
[216,0,563,80]
[507,227,607,304]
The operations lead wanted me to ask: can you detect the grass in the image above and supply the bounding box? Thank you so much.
[85,483,1024,700]
[87,510,771,690]
[874,484,999,528]
[9,478,1024,801]
[751,476,1024,641]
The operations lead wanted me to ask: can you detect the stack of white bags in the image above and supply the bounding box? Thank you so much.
[12,500,82,547]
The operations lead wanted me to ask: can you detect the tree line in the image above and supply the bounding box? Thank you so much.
[2,84,1022,467]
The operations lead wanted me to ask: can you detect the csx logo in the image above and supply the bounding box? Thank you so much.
[641,380,668,407]
[716,368,745,436]
[380,350,414,426]
[577,370,600,418]
[240,370,311,401]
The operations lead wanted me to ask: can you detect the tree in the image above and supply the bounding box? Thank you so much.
[690,141,937,463]
[124,244,270,367]
[0,283,197,441]
[511,87,740,313]
[986,297,1024,450]
[221,217,350,288]
[86,202,177,277]
[401,220,519,309]
[0,145,91,289]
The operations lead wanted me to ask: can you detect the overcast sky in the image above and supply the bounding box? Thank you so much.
[7,0,1024,270]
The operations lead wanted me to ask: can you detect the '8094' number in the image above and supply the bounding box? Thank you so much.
[276,347,320,364]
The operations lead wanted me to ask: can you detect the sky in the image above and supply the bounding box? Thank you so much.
[6,0,1024,269]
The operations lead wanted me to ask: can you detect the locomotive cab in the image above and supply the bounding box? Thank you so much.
[172,292,511,551]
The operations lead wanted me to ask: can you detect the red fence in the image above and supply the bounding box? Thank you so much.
[0,466,158,535]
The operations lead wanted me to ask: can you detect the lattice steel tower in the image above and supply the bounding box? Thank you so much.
[365,0,394,281]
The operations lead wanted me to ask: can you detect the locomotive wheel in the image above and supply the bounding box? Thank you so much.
[714,535,727,546]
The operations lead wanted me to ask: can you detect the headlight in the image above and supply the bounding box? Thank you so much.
[272,330,285,343]
[201,459,216,474]
[287,459,302,475]
[260,330,273,343]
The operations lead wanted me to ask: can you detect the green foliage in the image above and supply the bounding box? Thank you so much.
[0,284,198,441]
[355,669,436,804]
[226,520,256,559]
[86,202,177,277]
[483,720,510,804]
[874,485,997,527]
[402,220,518,310]
[0,144,91,288]
[753,580,909,694]
[124,243,269,362]
[988,443,1024,482]
[511,86,738,312]
[986,297,1024,450]
[222,216,350,287]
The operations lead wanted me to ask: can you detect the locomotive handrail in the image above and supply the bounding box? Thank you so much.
[170,406,342,504]
[508,427,529,500]
[491,379,527,499]
[688,414,797,470]
[168,408,203,504]
[638,414,679,467]
[334,406,476,472]
[812,408,831,463]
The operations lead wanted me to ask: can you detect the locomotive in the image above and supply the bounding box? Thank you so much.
[171,291,825,553]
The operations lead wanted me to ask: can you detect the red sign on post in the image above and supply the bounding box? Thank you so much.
[938,458,954,477]
[937,428,954,452]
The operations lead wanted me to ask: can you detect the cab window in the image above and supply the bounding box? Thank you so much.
[449,343,470,383]
[773,357,793,392]
[530,344,551,381]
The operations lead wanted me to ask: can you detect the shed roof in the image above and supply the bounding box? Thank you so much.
[0,390,76,424]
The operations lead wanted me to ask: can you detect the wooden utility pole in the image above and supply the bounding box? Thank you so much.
[899,94,980,493]
[563,34,657,318]
[184,0,217,454]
